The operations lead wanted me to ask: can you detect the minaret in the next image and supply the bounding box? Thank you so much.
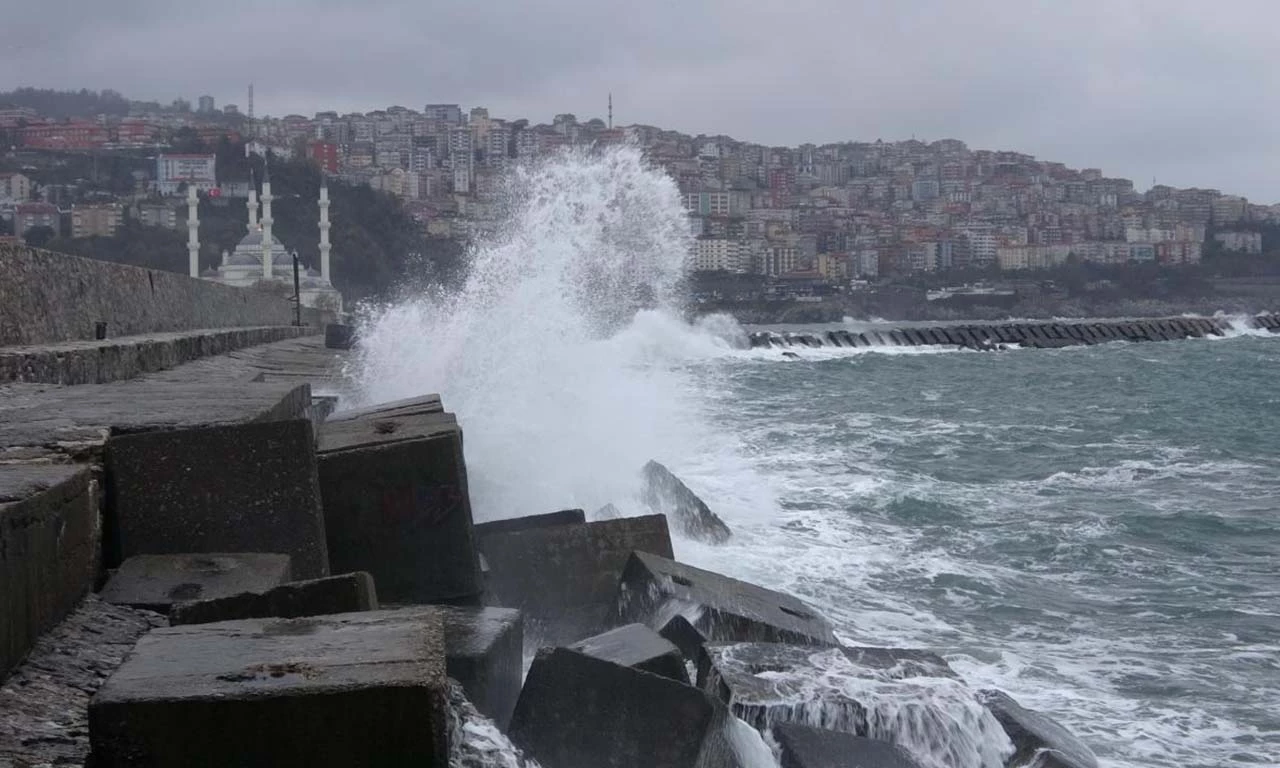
[186,183,200,277]
[247,171,258,229]
[318,177,332,283]
[260,163,274,279]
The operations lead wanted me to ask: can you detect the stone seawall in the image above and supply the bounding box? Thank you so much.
[0,244,332,346]
[749,314,1280,350]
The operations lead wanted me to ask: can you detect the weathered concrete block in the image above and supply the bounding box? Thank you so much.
[324,323,355,350]
[318,411,482,604]
[0,465,97,680]
[474,508,585,538]
[326,393,444,422]
[431,605,523,730]
[509,647,733,768]
[773,722,926,768]
[640,460,732,543]
[570,623,688,683]
[105,418,329,579]
[100,553,293,614]
[660,613,710,661]
[480,515,673,647]
[88,609,449,767]
[977,690,1098,768]
[169,571,377,625]
[615,551,838,647]
[699,642,1008,767]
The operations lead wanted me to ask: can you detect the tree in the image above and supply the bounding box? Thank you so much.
[22,225,56,248]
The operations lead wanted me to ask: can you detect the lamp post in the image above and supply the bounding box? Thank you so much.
[291,249,302,327]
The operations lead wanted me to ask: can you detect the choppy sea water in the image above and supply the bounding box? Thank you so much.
[675,326,1280,768]
[352,146,1278,768]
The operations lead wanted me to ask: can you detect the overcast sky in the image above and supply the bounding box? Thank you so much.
[4,0,1277,202]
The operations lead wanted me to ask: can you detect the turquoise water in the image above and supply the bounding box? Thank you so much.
[682,328,1280,768]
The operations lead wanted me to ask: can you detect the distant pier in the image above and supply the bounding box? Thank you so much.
[749,315,1280,351]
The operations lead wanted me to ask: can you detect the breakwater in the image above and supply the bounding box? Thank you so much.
[749,314,1280,350]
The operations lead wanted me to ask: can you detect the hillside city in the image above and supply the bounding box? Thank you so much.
[2,88,1279,306]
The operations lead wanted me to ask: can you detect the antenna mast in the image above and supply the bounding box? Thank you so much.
[608,92,613,130]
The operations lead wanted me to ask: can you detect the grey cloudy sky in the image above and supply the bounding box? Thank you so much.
[4,0,1277,202]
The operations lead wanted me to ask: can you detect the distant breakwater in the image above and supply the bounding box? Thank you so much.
[748,314,1280,351]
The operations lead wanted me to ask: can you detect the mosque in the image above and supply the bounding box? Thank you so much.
[186,165,343,313]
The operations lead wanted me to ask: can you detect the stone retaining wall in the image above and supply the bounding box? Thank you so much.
[0,244,333,346]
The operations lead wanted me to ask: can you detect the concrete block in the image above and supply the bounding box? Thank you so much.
[433,605,523,730]
[977,690,1098,768]
[0,465,97,680]
[88,609,449,767]
[773,722,926,768]
[104,418,329,579]
[699,642,1005,767]
[509,647,733,768]
[318,411,482,604]
[614,551,838,647]
[570,623,688,683]
[169,571,377,625]
[324,323,356,350]
[901,329,927,346]
[325,393,443,422]
[474,508,585,538]
[640,460,732,543]
[660,613,710,662]
[100,553,293,614]
[887,330,907,346]
[480,515,673,647]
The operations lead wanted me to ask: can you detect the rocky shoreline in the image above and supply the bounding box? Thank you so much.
[0,328,1102,768]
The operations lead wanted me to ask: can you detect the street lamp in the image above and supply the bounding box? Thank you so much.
[291,249,302,327]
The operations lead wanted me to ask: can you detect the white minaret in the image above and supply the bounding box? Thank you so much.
[186,184,200,277]
[318,177,331,283]
[260,164,274,279]
[247,172,258,230]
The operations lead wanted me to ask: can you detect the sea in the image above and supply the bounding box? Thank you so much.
[350,146,1279,768]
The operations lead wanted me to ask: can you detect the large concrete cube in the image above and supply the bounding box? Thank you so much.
[100,553,293,614]
[432,605,523,730]
[614,551,838,648]
[570,623,688,683]
[773,722,925,768]
[509,647,734,768]
[0,465,97,679]
[88,610,449,767]
[479,514,674,646]
[168,571,378,625]
[977,690,1098,768]
[698,642,1010,768]
[326,393,443,422]
[317,411,482,604]
[104,418,329,579]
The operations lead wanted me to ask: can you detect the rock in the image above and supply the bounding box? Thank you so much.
[614,551,838,647]
[479,514,673,647]
[99,553,293,614]
[639,460,732,543]
[570,623,688,683]
[977,689,1098,768]
[104,418,330,579]
[168,571,378,625]
[88,609,450,767]
[317,408,482,604]
[772,722,926,768]
[697,642,1010,768]
[0,596,162,768]
[509,647,734,768]
[0,464,96,680]
[435,605,523,730]
[474,509,585,538]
